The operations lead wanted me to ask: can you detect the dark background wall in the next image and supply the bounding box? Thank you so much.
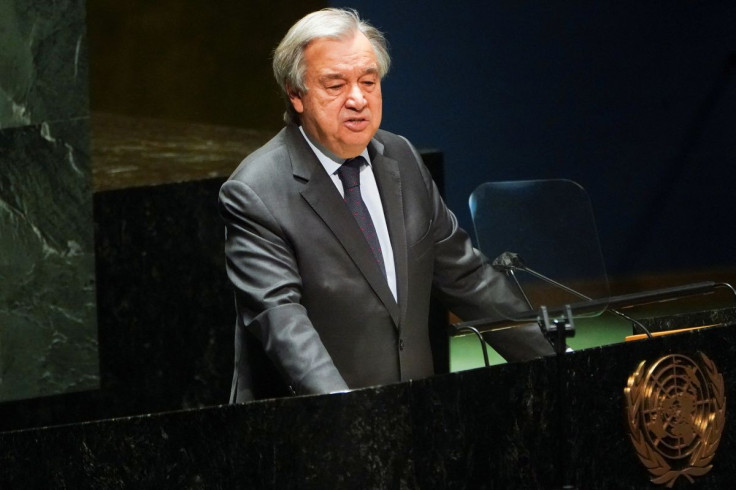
[332,0,736,283]
[87,1,736,281]
[86,0,325,130]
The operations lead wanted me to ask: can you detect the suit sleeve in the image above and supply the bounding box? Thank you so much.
[219,179,349,396]
[403,141,556,360]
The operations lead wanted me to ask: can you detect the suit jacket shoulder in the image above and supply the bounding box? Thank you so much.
[227,126,312,185]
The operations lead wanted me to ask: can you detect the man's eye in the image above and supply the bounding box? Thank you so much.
[327,84,344,91]
[361,80,377,90]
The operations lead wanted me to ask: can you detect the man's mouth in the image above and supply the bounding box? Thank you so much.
[344,117,369,131]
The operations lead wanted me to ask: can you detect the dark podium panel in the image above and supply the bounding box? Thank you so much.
[2,310,735,489]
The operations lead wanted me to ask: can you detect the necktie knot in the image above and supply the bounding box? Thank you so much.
[337,156,365,189]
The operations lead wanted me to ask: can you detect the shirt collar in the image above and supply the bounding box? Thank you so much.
[298,126,372,176]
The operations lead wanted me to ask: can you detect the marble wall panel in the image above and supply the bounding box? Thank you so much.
[0,0,89,128]
[0,0,97,402]
[0,120,98,402]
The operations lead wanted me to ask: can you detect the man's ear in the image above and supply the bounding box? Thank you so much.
[287,87,304,114]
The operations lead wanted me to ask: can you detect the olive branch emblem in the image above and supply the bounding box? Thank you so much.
[624,352,725,487]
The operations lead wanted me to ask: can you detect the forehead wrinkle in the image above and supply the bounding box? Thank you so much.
[319,73,347,82]
[317,65,379,83]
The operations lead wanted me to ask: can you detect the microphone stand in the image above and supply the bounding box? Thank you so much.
[546,305,575,490]
[508,268,577,490]
[494,252,654,340]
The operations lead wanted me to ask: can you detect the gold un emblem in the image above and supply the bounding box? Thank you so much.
[624,352,726,487]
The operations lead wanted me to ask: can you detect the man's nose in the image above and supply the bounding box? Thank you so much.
[345,83,367,109]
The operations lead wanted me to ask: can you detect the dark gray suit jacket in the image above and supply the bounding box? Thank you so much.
[219,124,553,402]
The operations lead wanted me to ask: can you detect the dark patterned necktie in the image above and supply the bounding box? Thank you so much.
[337,156,387,278]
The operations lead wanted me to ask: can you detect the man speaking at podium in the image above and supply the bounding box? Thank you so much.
[219,8,554,402]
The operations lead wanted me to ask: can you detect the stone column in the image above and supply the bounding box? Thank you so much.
[0,0,98,402]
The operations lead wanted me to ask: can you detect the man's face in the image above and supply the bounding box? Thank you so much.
[289,32,382,159]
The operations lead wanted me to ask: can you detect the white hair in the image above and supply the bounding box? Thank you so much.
[272,8,391,124]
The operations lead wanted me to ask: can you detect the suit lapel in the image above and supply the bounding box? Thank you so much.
[288,127,400,325]
[371,149,408,331]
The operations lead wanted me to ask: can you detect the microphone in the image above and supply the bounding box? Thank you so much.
[491,252,534,312]
[491,251,527,271]
[492,251,654,339]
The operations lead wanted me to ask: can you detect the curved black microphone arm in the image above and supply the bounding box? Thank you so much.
[451,252,736,361]
[511,262,654,340]
[718,282,736,300]
[453,325,491,367]
[491,251,736,339]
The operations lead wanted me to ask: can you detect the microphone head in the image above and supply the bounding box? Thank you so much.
[492,251,526,271]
